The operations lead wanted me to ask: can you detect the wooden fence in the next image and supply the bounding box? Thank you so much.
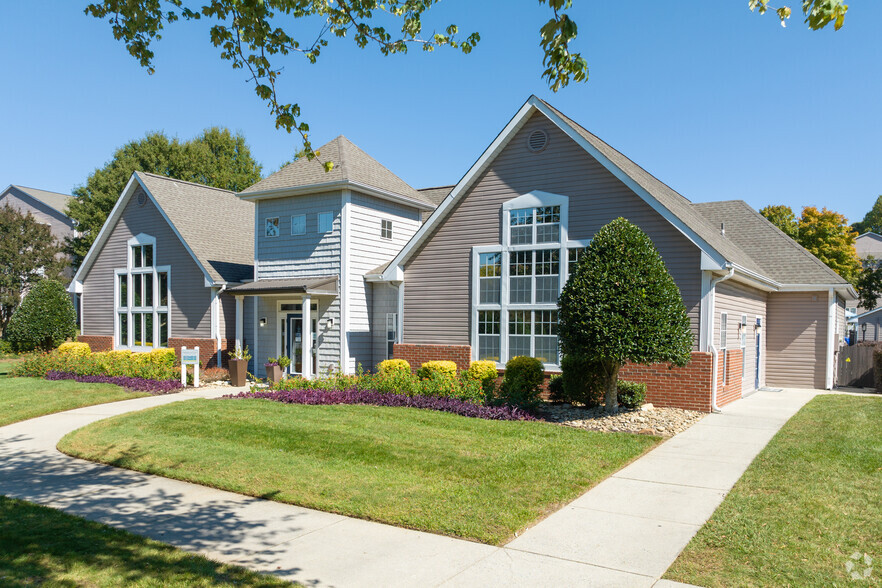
[837,345,875,388]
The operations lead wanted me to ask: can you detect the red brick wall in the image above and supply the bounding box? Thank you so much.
[619,352,715,412]
[76,335,113,352]
[168,338,229,368]
[393,343,471,372]
[716,348,743,408]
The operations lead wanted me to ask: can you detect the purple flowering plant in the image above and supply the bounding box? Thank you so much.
[46,370,183,395]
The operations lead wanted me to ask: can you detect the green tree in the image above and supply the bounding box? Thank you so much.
[851,195,882,235]
[760,204,799,240]
[6,279,77,352]
[66,127,262,265]
[85,1,844,165]
[0,205,67,335]
[798,206,861,284]
[558,218,693,413]
[856,257,882,311]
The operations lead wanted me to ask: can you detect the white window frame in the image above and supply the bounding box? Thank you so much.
[470,191,584,371]
[291,214,306,235]
[318,211,333,233]
[114,234,171,351]
[381,219,393,240]
[385,313,398,360]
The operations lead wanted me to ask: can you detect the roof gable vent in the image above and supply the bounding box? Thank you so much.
[527,129,548,152]
[137,191,148,207]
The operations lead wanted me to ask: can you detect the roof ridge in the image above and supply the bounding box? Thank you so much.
[11,185,72,197]
[136,171,235,194]
[336,135,351,182]
[419,185,456,191]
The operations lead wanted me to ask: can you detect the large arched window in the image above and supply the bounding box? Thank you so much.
[114,234,171,350]
[470,191,588,369]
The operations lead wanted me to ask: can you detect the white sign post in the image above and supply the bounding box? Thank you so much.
[181,346,200,387]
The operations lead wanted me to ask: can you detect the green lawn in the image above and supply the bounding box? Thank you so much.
[59,398,660,544]
[0,358,22,376]
[665,395,882,587]
[0,377,148,427]
[0,496,291,587]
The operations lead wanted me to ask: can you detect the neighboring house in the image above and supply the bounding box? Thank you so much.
[849,231,882,314]
[227,136,437,378]
[67,172,254,367]
[854,307,882,343]
[372,96,855,411]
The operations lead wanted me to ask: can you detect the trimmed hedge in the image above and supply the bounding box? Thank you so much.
[377,359,411,376]
[417,360,457,380]
[11,348,178,381]
[493,356,544,411]
[58,342,91,356]
[467,360,498,382]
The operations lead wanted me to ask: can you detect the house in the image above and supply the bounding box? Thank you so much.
[371,96,856,410]
[68,172,254,367]
[849,231,882,315]
[0,184,76,244]
[227,136,439,377]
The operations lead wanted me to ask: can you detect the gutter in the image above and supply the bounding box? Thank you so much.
[708,265,735,413]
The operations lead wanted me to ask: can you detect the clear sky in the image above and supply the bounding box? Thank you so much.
[1,2,879,224]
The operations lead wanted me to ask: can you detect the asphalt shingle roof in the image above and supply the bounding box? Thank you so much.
[12,185,73,216]
[692,200,849,285]
[137,172,254,284]
[241,136,434,207]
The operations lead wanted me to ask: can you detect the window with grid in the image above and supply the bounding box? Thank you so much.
[381,219,393,240]
[479,252,502,304]
[509,206,560,245]
[116,237,170,350]
[478,310,501,361]
[508,309,558,363]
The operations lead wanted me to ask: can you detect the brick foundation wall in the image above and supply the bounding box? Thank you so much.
[168,338,229,368]
[76,335,113,352]
[716,348,743,408]
[619,352,715,412]
[393,343,471,372]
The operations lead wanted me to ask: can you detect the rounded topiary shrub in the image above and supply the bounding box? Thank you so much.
[493,356,544,411]
[377,358,411,377]
[617,380,647,409]
[6,279,77,352]
[417,360,457,380]
[58,341,91,357]
[467,360,498,382]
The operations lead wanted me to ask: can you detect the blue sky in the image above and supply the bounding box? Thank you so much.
[1,2,879,224]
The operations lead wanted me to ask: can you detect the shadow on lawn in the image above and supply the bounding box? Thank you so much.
[0,432,327,586]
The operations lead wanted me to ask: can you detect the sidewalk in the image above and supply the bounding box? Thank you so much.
[0,387,817,587]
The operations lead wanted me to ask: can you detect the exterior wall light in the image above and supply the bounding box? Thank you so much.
[259,317,267,327]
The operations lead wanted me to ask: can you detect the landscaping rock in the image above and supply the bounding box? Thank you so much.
[537,403,704,436]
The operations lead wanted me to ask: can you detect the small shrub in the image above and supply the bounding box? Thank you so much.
[230,344,252,362]
[493,356,544,411]
[467,360,498,382]
[548,375,564,400]
[6,279,77,352]
[417,360,457,380]
[58,342,91,356]
[0,339,14,355]
[377,359,411,377]
[617,380,647,409]
[371,370,421,396]
[554,354,602,407]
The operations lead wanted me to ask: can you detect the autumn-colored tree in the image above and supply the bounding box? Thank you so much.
[760,205,799,240]
[797,207,860,283]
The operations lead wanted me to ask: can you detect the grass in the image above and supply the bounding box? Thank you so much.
[0,496,292,587]
[59,397,660,544]
[0,376,148,427]
[665,395,882,587]
[0,358,23,377]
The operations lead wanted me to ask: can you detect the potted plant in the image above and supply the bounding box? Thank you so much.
[229,344,251,387]
[265,355,291,384]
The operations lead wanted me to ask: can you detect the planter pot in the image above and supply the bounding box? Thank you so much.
[229,359,248,387]
[266,364,282,384]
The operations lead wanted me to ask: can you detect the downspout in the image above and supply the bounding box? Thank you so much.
[708,265,735,413]
[216,284,227,368]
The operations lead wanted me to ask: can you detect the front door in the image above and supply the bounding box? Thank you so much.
[285,313,317,376]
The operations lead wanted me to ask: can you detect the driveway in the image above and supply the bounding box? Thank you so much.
[0,387,817,587]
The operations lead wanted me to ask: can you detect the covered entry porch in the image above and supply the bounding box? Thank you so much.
[228,277,339,379]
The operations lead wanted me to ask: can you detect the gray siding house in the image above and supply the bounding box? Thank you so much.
[376,96,855,409]
[0,184,76,243]
[228,136,435,378]
[68,172,254,367]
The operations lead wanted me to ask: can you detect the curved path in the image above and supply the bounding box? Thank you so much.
[0,386,816,587]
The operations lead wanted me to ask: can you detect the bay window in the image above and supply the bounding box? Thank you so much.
[115,234,170,350]
[472,191,586,369]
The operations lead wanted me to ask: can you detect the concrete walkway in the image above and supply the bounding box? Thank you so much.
[0,387,818,587]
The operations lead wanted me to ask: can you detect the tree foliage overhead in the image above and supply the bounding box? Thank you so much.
[851,195,882,235]
[6,279,77,352]
[0,205,67,336]
[760,204,799,240]
[760,204,860,284]
[558,218,692,413]
[65,127,262,266]
[84,1,845,165]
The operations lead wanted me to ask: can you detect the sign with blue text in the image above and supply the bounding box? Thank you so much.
[180,346,200,387]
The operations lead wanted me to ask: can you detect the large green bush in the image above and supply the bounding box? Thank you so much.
[6,280,77,352]
[491,356,544,411]
[551,354,602,407]
[558,218,692,412]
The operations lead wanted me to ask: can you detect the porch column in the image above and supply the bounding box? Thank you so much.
[235,296,244,351]
[302,294,312,379]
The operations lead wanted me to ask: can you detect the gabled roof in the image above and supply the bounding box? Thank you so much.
[692,200,848,286]
[240,136,435,209]
[227,276,338,296]
[71,172,254,288]
[5,185,73,217]
[417,186,454,206]
[381,95,855,297]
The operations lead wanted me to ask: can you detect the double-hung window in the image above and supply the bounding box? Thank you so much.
[115,235,170,350]
[472,191,585,369]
